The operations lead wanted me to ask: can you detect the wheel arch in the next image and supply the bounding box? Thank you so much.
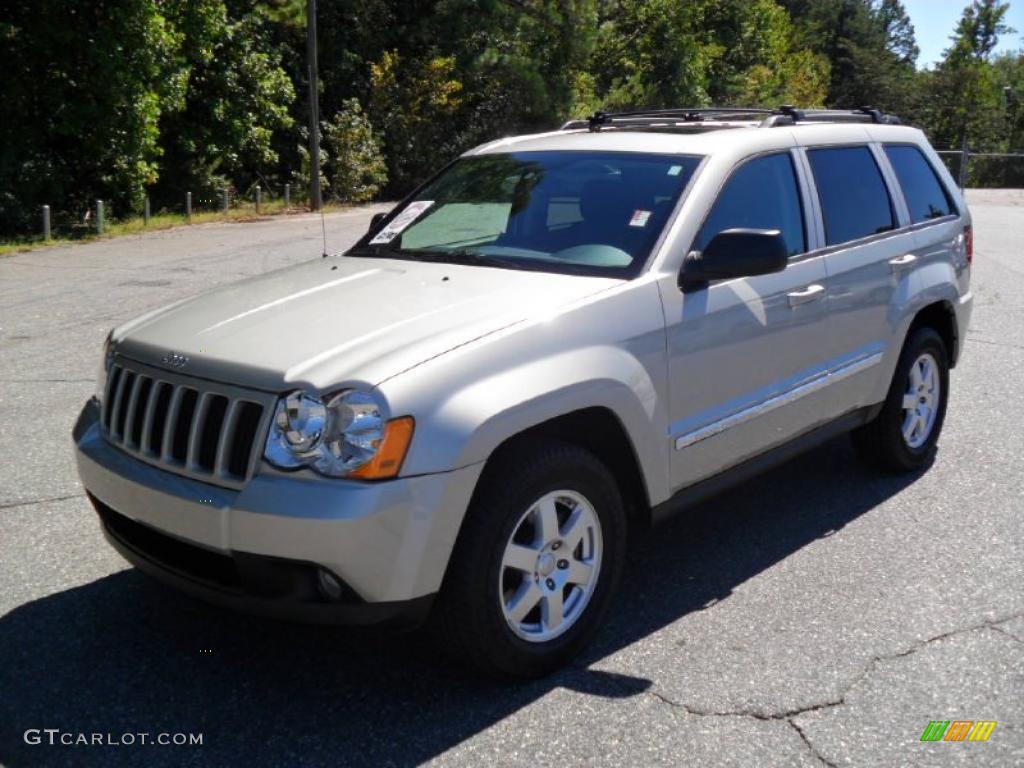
[477,406,653,529]
[906,299,959,367]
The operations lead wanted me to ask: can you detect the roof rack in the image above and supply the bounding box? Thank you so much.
[563,105,902,133]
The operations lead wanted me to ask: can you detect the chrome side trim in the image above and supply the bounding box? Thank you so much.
[674,353,883,451]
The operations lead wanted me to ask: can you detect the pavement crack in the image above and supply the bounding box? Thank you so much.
[788,718,839,768]
[966,337,1024,351]
[987,621,1024,644]
[645,612,1024,764]
[0,493,85,511]
[0,378,94,384]
[647,692,842,767]
[647,690,844,722]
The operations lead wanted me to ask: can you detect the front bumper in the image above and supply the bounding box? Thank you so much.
[74,399,483,625]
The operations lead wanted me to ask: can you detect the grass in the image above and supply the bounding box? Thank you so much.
[0,199,351,257]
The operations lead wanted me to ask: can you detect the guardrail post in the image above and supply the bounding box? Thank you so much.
[958,136,969,189]
[144,196,150,226]
[186,191,192,222]
[284,183,290,209]
[255,184,261,214]
[96,200,105,234]
[42,205,51,240]
[222,188,229,215]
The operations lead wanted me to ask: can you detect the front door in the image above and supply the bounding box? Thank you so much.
[660,150,832,491]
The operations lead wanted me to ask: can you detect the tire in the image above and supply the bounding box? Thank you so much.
[852,326,950,472]
[429,439,627,679]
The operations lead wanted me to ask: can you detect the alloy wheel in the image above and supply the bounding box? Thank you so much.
[498,490,602,643]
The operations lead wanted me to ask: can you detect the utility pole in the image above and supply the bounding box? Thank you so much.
[306,0,322,211]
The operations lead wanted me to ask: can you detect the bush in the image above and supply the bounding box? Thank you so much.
[322,99,388,203]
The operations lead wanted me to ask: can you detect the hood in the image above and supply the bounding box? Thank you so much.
[115,255,618,392]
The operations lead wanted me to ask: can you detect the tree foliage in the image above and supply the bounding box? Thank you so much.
[322,98,388,202]
[2,0,1023,237]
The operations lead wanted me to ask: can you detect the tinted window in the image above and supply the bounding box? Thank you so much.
[695,153,805,257]
[808,146,895,245]
[884,145,957,223]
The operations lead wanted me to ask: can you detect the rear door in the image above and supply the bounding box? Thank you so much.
[661,150,832,491]
[882,142,966,282]
[799,144,914,417]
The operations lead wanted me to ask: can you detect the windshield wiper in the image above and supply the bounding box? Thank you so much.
[397,248,540,271]
[347,245,561,273]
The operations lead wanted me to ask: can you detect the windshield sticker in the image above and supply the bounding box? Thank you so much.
[667,165,683,176]
[629,210,652,228]
[369,200,435,244]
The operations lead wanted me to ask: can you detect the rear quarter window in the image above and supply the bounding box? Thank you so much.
[807,146,895,246]
[883,145,958,223]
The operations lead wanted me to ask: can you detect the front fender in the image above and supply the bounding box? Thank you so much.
[380,280,672,506]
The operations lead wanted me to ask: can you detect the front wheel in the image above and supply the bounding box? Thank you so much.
[429,440,626,678]
[852,326,950,472]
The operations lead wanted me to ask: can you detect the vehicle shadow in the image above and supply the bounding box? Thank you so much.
[0,437,928,767]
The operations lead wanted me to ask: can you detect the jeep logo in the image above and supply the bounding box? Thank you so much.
[161,351,189,369]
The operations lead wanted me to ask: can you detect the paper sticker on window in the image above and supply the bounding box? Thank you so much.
[629,209,652,227]
[667,165,683,176]
[369,200,435,244]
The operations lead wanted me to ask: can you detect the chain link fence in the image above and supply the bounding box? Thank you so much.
[936,149,1024,189]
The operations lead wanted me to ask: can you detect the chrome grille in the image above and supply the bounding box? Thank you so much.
[101,357,274,489]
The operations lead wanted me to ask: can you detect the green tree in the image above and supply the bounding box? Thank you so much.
[155,1,295,209]
[922,0,1014,164]
[321,98,388,202]
[0,1,185,235]
[777,0,920,111]
[589,0,827,110]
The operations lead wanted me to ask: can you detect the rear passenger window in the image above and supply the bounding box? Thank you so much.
[695,153,805,257]
[884,145,957,223]
[807,146,895,245]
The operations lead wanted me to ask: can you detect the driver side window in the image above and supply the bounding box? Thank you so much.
[694,153,806,257]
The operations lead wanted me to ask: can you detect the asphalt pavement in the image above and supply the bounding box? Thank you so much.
[0,195,1021,767]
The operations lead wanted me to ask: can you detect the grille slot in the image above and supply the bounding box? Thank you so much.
[99,359,270,488]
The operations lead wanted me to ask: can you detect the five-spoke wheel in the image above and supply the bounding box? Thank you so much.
[499,490,602,642]
[853,326,949,471]
[901,352,941,448]
[430,440,625,678]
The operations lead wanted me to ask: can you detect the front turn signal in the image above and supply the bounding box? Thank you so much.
[347,417,415,480]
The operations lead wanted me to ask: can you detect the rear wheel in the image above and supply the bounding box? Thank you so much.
[852,326,949,472]
[430,440,626,678]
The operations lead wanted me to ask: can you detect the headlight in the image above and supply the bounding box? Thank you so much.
[95,329,115,401]
[264,389,414,479]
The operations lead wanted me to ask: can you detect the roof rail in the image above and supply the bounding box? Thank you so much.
[567,108,775,132]
[776,105,903,125]
[562,105,902,133]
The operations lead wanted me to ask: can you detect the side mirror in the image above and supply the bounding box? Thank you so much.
[678,228,789,292]
[368,211,389,235]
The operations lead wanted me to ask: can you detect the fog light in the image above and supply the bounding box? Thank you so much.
[316,568,344,601]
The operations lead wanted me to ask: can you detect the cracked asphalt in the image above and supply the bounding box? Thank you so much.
[1,193,1022,767]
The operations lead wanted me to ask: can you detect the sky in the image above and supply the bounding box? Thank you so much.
[903,0,1024,68]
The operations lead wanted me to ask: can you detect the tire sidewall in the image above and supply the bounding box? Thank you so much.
[884,328,950,467]
[474,446,626,676]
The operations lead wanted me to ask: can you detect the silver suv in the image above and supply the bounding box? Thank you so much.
[74,107,973,677]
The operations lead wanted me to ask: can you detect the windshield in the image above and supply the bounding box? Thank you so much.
[348,151,701,278]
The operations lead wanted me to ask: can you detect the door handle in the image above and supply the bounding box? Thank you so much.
[889,253,918,272]
[787,283,825,307]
